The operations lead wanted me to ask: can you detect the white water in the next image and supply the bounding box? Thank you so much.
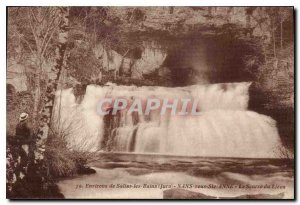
[53,82,283,158]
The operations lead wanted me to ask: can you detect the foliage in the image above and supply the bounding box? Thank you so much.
[45,135,77,178]
[45,128,96,178]
[65,7,146,84]
[8,7,60,62]
[45,108,98,178]
[67,41,102,84]
[277,145,294,159]
[6,88,33,137]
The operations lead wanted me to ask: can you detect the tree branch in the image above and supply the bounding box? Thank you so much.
[28,9,40,53]
[29,8,39,23]
[41,24,59,59]
[41,9,59,49]
[15,31,36,56]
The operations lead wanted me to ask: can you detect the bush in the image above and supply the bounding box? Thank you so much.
[45,136,77,178]
[45,125,97,178]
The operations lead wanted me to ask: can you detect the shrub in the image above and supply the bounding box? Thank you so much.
[45,119,97,178]
[45,135,77,178]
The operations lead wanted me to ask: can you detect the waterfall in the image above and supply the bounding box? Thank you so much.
[53,82,283,158]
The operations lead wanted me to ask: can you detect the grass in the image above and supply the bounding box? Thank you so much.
[45,113,98,178]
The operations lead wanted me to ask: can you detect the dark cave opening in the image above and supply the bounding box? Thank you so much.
[162,35,259,86]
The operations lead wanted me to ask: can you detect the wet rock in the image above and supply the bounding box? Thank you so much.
[77,166,96,175]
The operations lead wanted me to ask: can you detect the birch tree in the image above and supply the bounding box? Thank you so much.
[35,7,70,160]
[8,7,61,127]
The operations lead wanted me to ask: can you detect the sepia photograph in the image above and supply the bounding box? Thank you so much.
[6,6,295,199]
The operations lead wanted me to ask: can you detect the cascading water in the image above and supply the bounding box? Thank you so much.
[53,82,282,158]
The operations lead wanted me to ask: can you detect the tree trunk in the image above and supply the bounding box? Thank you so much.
[272,28,276,58]
[280,21,283,49]
[32,59,43,129]
[262,42,267,62]
[35,7,69,159]
[169,6,174,14]
[32,79,40,126]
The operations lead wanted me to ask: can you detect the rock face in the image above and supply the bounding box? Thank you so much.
[93,43,123,73]
[7,64,28,92]
[93,41,167,79]
[131,41,167,78]
[90,7,293,84]
[108,7,273,40]
[6,144,64,199]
